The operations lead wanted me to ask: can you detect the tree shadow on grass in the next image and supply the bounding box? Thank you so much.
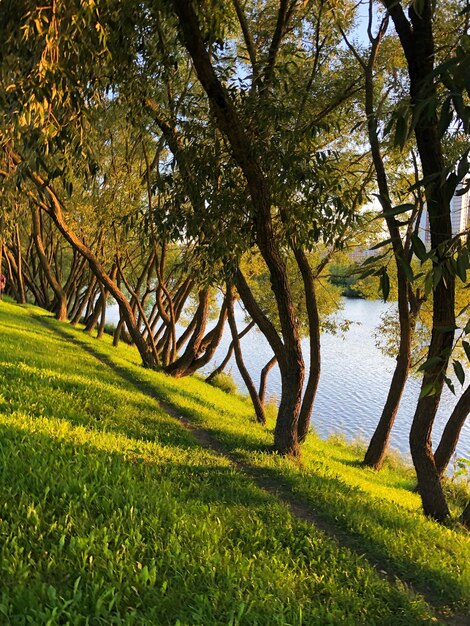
[245,462,469,611]
[32,317,469,614]
[0,420,438,626]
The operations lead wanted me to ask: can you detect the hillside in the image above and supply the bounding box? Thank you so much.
[0,301,468,625]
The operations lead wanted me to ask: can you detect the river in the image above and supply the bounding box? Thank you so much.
[108,298,470,464]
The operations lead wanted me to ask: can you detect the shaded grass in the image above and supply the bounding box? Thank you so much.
[0,302,466,624]
[34,306,470,613]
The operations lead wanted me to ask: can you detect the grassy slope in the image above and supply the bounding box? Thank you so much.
[0,302,468,625]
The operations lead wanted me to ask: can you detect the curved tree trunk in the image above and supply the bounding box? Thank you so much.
[293,247,321,443]
[206,320,255,383]
[22,168,159,369]
[384,0,454,521]
[113,318,125,347]
[227,284,265,424]
[434,385,470,477]
[259,355,277,406]
[31,205,67,320]
[171,0,303,455]
[165,287,210,377]
[167,289,229,378]
[3,247,21,302]
[70,275,96,325]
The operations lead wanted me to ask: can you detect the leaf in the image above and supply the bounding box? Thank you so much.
[397,255,414,282]
[444,376,455,395]
[418,355,443,371]
[457,148,470,180]
[462,340,470,363]
[438,97,453,137]
[456,253,468,282]
[383,203,415,218]
[370,238,393,250]
[411,234,427,262]
[432,265,442,289]
[453,360,465,385]
[419,382,436,398]
[394,114,408,149]
[361,251,389,266]
[445,172,459,204]
[380,271,390,301]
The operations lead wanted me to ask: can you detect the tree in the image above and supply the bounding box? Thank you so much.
[382,0,467,521]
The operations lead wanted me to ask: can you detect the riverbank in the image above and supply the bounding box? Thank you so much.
[0,301,468,624]
[106,297,470,463]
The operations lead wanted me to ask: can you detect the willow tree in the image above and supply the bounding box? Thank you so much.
[145,0,368,454]
[381,0,469,521]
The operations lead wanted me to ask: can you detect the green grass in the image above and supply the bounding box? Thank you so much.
[0,302,468,625]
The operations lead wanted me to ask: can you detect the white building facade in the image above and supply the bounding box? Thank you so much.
[419,180,470,244]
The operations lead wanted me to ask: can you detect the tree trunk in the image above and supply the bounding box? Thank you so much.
[15,222,27,304]
[361,31,418,469]
[70,276,96,325]
[165,287,210,377]
[31,205,67,320]
[434,385,470,477]
[166,288,229,378]
[96,282,107,339]
[26,175,158,369]
[113,318,125,347]
[227,284,266,424]
[259,355,277,406]
[206,320,255,383]
[235,269,302,455]
[385,0,454,521]
[84,294,102,332]
[171,0,303,455]
[293,247,321,443]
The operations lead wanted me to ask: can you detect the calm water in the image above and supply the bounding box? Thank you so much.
[108,298,470,463]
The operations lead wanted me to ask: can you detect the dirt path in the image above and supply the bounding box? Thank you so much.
[38,315,468,626]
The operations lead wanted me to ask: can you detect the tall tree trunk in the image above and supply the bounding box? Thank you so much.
[385,0,454,520]
[359,27,418,469]
[434,386,470,477]
[235,268,302,454]
[171,0,303,455]
[227,284,266,424]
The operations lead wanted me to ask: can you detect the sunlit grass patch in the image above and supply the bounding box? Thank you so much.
[0,301,466,623]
